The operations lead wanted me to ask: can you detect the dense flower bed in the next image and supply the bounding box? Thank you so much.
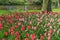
[0,12,60,40]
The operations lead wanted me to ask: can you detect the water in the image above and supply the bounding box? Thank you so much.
[0,5,41,10]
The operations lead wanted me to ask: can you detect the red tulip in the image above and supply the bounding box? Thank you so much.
[15,16,19,20]
[15,25,19,28]
[6,15,12,19]
[10,29,14,32]
[15,37,19,40]
[0,23,2,27]
[15,31,20,37]
[21,25,25,31]
[4,32,8,36]
[27,26,31,30]
[40,35,44,40]
[0,16,4,21]
[0,27,3,30]
[10,26,15,32]
[17,35,20,39]
[11,26,15,30]
[26,33,29,37]
[11,31,14,36]
[7,20,13,24]
[49,29,53,34]
[31,34,36,40]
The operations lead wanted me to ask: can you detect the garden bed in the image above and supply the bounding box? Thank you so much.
[0,12,60,40]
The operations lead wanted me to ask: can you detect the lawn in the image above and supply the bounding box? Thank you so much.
[52,8,60,12]
[0,8,60,15]
[0,10,40,15]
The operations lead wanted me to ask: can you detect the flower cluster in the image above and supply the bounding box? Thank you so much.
[0,12,60,40]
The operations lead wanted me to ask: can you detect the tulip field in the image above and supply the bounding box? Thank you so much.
[0,11,60,40]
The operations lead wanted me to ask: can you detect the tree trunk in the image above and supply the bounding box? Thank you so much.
[42,0,48,11]
[58,0,60,7]
[47,0,52,12]
[42,0,52,12]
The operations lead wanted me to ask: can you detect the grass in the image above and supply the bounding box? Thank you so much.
[0,8,60,15]
[52,8,60,12]
[0,10,41,15]
[0,10,10,15]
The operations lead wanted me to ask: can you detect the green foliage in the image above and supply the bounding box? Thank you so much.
[33,0,43,5]
[0,0,24,5]
[0,31,4,38]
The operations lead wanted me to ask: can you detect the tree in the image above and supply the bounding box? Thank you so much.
[42,0,52,12]
[47,0,52,12]
[58,0,60,7]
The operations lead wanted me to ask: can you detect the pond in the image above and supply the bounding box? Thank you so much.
[0,5,41,10]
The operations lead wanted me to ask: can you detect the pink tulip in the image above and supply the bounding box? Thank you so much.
[19,18,25,22]
[4,32,8,36]
[30,21,32,24]
[48,33,51,36]
[44,32,47,36]
[50,18,54,22]
[46,18,48,21]
[48,36,51,40]
[58,19,60,22]
[2,38,6,40]
[32,26,37,30]
[47,23,50,26]
[18,22,21,26]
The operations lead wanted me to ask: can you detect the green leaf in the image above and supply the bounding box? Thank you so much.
[0,31,4,38]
